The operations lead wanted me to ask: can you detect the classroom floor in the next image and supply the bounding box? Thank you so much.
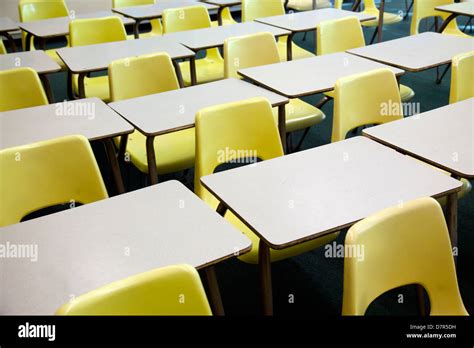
[44,0,473,316]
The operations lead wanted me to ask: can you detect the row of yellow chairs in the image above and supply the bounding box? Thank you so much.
[0,96,468,315]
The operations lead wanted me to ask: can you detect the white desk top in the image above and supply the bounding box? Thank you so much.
[238,52,404,98]
[0,50,61,74]
[204,0,241,6]
[113,1,218,20]
[364,98,474,179]
[0,98,133,150]
[201,137,462,249]
[57,36,194,74]
[0,180,251,314]
[347,32,474,72]
[18,11,134,39]
[164,21,290,51]
[109,78,288,136]
[0,17,18,33]
[255,8,375,33]
[436,2,474,16]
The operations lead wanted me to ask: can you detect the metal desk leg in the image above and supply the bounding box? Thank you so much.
[190,56,197,86]
[172,60,185,88]
[146,135,159,185]
[78,72,87,99]
[259,240,273,316]
[133,19,142,39]
[25,32,33,51]
[4,32,17,52]
[438,13,459,33]
[286,33,293,61]
[445,190,458,265]
[103,138,126,195]
[377,0,385,43]
[204,266,225,316]
[278,104,287,154]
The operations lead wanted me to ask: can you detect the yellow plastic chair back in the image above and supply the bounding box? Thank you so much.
[109,53,180,102]
[342,197,468,316]
[332,68,402,142]
[241,0,285,22]
[56,264,212,315]
[334,0,343,9]
[450,51,474,104]
[0,135,108,227]
[70,17,127,47]
[410,0,464,36]
[194,97,284,200]
[0,67,48,112]
[316,16,365,55]
[19,0,69,49]
[224,32,280,79]
[113,0,162,35]
[162,5,221,60]
[0,40,6,54]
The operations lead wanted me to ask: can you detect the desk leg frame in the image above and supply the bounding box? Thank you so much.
[278,104,287,154]
[259,240,273,316]
[204,266,225,316]
[445,190,458,265]
[146,135,159,185]
[103,138,126,195]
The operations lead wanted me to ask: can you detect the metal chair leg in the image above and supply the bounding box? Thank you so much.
[436,64,451,85]
[369,28,378,44]
[294,127,311,152]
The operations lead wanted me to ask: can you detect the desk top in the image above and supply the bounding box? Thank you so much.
[347,32,474,72]
[364,98,474,179]
[201,137,462,249]
[57,36,194,74]
[0,17,18,33]
[255,8,375,33]
[238,52,404,98]
[0,98,133,150]
[0,50,61,74]
[109,78,288,137]
[0,180,251,314]
[113,1,218,20]
[436,2,474,17]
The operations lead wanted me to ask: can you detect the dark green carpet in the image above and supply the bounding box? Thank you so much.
[36,0,473,316]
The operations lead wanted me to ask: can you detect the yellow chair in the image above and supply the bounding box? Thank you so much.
[69,17,127,101]
[287,0,332,11]
[450,51,474,104]
[224,32,325,145]
[241,0,314,61]
[56,264,212,315]
[18,0,69,69]
[113,0,162,38]
[109,53,195,175]
[332,68,403,142]
[317,16,415,102]
[211,7,238,27]
[410,0,470,37]
[0,67,49,112]
[0,135,108,227]
[0,40,6,54]
[360,0,403,44]
[195,97,338,264]
[342,197,468,316]
[162,5,224,85]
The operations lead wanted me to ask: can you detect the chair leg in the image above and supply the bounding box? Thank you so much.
[369,28,378,45]
[294,127,311,152]
[302,31,307,42]
[403,0,413,20]
[436,64,450,85]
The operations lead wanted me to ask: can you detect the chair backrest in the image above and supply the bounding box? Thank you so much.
[332,68,402,142]
[316,16,366,55]
[56,264,212,315]
[342,197,468,316]
[112,0,162,34]
[334,0,343,9]
[241,0,285,22]
[19,0,69,22]
[449,51,474,104]
[162,5,220,59]
[363,0,378,11]
[194,97,284,201]
[109,53,180,102]
[224,32,280,79]
[410,0,460,35]
[0,40,6,54]
[0,135,108,227]
[0,67,49,112]
[70,16,127,47]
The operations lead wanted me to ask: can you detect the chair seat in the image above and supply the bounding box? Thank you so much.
[325,84,415,102]
[277,39,314,61]
[361,11,402,27]
[121,128,195,175]
[287,0,331,11]
[442,28,472,39]
[179,56,225,86]
[45,48,66,70]
[72,75,110,102]
[273,98,325,133]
